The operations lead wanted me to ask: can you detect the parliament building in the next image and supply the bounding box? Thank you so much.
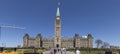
[23,6,93,48]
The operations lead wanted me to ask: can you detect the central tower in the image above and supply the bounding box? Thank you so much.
[54,6,61,48]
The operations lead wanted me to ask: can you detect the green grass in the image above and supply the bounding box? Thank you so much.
[16,49,46,53]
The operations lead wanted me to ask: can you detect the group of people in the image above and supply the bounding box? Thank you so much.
[47,48,120,54]
[53,48,81,54]
[74,49,113,54]
[53,48,66,54]
[105,49,112,54]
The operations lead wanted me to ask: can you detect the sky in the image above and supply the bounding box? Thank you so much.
[0,0,120,47]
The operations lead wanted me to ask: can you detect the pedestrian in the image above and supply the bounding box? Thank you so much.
[54,49,57,54]
[41,52,43,54]
[105,49,112,54]
[58,49,60,52]
[76,50,80,54]
[61,48,63,54]
[74,48,76,54]
[50,51,53,54]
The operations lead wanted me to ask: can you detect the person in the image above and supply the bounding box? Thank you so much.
[40,52,43,54]
[76,50,80,54]
[54,49,57,54]
[61,48,63,54]
[113,49,119,54]
[50,51,53,54]
[105,49,112,54]
[74,48,77,54]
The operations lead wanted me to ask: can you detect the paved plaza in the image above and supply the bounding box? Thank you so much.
[43,48,75,54]
[43,51,75,54]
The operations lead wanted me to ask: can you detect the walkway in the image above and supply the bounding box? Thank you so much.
[43,50,75,54]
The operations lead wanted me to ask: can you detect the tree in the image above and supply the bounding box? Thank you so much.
[95,39,103,48]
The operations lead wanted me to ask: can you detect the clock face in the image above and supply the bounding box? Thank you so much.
[56,17,60,20]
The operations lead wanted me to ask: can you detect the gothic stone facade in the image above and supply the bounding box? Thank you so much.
[23,33,93,48]
[23,7,93,48]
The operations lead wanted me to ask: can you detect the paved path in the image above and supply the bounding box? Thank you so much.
[43,51,75,54]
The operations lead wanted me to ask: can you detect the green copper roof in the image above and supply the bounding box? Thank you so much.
[56,7,60,16]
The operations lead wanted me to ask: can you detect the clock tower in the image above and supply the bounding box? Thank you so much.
[54,7,61,48]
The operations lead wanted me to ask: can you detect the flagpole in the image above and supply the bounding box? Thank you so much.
[58,0,60,6]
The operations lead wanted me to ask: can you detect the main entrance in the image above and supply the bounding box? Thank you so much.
[56,44,59,48]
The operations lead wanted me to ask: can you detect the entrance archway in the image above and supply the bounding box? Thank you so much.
[56,44,59,48]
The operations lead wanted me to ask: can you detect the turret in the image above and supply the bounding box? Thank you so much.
[74,33,80,48]
[87,34,93,48]
[35,33,42,48]
[23,33,29,47]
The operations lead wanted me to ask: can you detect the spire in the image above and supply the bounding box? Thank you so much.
[56,7,60,16]
[56,0,60,16]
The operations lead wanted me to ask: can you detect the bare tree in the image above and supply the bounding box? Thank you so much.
[95,39,103,48]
